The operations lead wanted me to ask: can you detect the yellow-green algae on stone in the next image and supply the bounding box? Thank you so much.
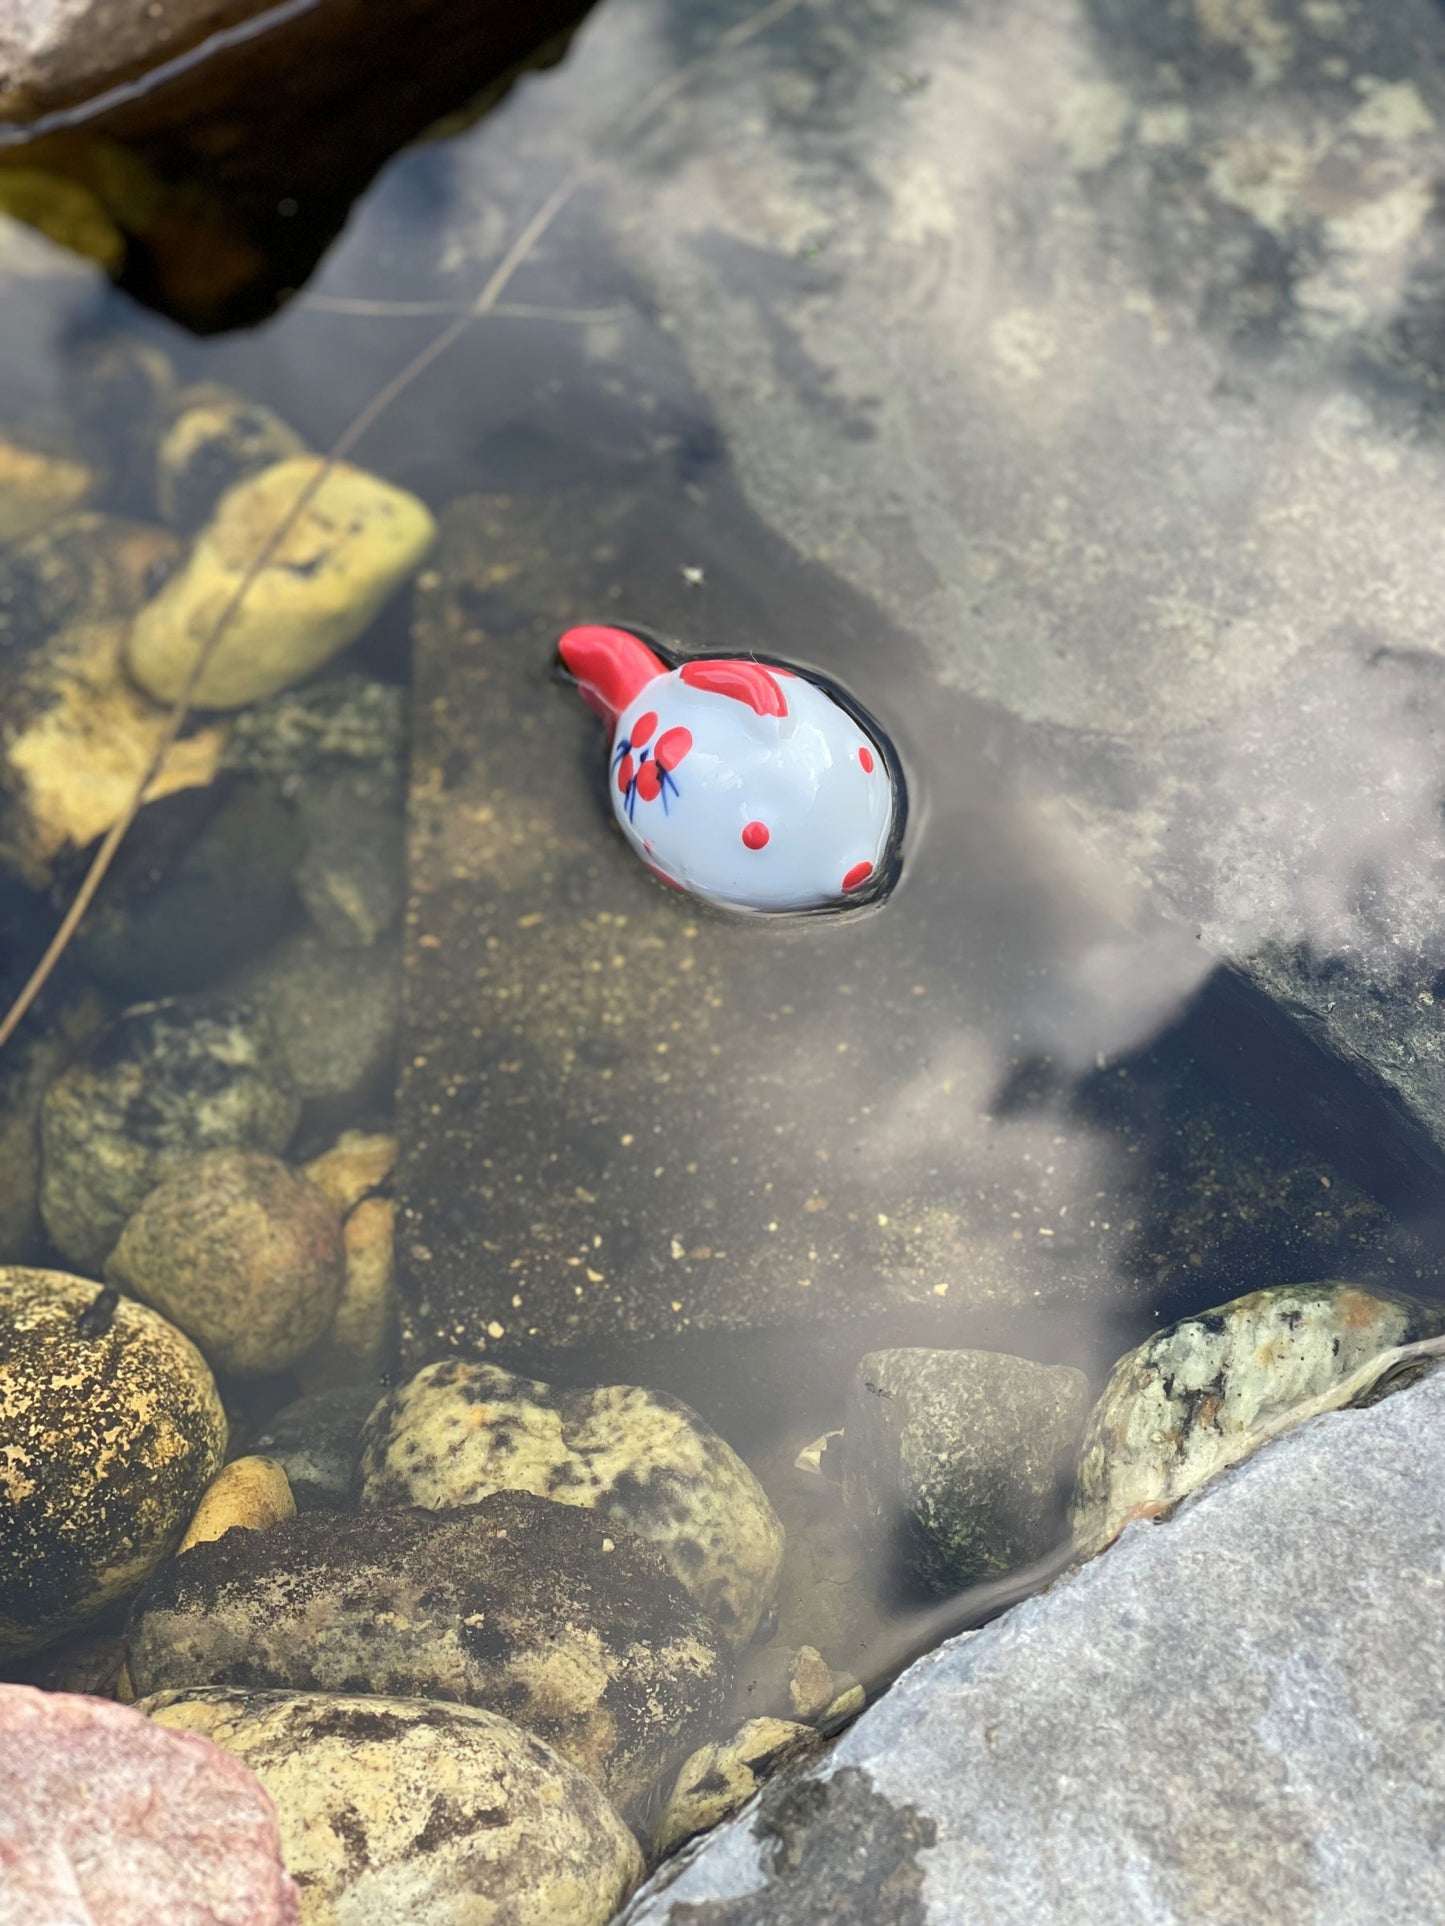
[358,1360,785,1649]
[1070,1281,1445,1557]
[0,1268,226,1656]
[126,456,437,709]
[142,1687,644,1926]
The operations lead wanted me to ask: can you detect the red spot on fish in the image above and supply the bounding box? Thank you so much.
[654,727,693,771]
[858,746,875,774]
[742,821,770,850]
[842,861,873,893]
[617,754,635,793]
[631,710,658,747]
[680,660,789,717]
[635,760,663,802]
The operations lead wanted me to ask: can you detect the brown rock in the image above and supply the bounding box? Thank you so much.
[107,1149,344,1377]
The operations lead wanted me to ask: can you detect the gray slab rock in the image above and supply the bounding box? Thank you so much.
[623,1364,1445,1926]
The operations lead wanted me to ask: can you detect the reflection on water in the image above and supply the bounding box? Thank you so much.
[2,0,1445,1890]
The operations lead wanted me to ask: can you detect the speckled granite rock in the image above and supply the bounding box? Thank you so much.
[357,1361,785,1649]
[0,511,178,650]
[1071,1281,1445,1556]
[127,1492,733,1822]
[0,1683,299,1924]
[622,1365,1445,1926]
[229,930,400,1115]
[142,1687,642,1926]
[107,1148,345,1377]
[38,996,300,1272]
[220,673,406,800]
[127,457,435,709]
[251,1386,380,1511]
[0,1269,226,1657]
[844,1349,1091,1594]
[653,1718,819,1859]
[156,386,306,533]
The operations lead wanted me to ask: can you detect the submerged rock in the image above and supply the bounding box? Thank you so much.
[220,672,406,798]
[0,1268,226,1658]
[843,1348,1091,1594]
[0,510,179,650]
[295,782,404,948]
[1071,1282,1445,1557]
[142,1687,642,1926]
[297,1193,398,1391]
[229,929,401,1114]
[300,1128,398,1214]
[251,1385,381,1512]
[71,780,304,997]
[0,431,93,542]
[127,1492,734,1822]
[0,996,101,1260]
[38,995,300,1272]
[156,386,307,533]
[178,1457,295,1552]
[106,1147,345,1377]
[623,1366,1445,1926]
[0,1683,299,1925]
[126,457,436,709]
[358,1361,786,1649]
[653,1717,818,1858]
[0,620,225,888]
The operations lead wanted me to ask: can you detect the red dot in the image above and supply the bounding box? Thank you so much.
[617,754,635,793]
[842,860,873,893]
[858,745,875,774]
[654,726,693,772]
[636,760,662,802]
[631,710,658,747]
[742,821,770,850]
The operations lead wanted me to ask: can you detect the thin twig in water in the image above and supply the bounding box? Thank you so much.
[0,0,812,1054]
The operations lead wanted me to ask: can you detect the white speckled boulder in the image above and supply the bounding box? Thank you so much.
[142,1688,642,1926]
[357,1360,785,1649]
[1071,1281,1445,1556]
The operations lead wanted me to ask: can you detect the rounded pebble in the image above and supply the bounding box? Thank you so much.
[358,1361,786,1649]
[0,1268,226,1657]
[179,1456,296,1552]
[142,1687,641,1926]
[107,1149,344,1377]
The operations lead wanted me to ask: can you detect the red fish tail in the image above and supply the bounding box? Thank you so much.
[558,625,667,730]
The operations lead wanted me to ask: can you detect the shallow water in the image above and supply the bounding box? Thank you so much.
[3,0,1445,1713]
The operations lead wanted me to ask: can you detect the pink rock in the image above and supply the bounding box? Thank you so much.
[0,1684,299,1925]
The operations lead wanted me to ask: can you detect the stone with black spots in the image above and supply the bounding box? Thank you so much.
[126,1491,733,1823]
[357,1361,785,1649]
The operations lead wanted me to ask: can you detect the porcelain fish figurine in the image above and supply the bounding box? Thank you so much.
[558,624,903,912]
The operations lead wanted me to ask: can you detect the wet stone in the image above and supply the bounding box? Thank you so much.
[69,780,304,997]
[624,1367,1445,1926]
[843,1349,1091,1596]
[178,1456,295,1552]
[126,1491,735,1824]
[155,385,307,533]
[357,1360,785,1650]
[653,1717,819,1860]
[294,781,405,948]
[126,456,436,709]
[220,672,406,802]
[0,1683,299,1926]
[1070,1281,1445,1557]
[38,994,301,1273]
[0,1268,226,1658]
[0,511,179,650]
[251,1385,382,1512]
[228,929,401,1118]
[0,431,93,542]
[141,1687,643,1926]
[0,995,100,1261]
[107,1148,345,1378]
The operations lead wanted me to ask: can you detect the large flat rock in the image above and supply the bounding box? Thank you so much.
[623,1363,1445,1925]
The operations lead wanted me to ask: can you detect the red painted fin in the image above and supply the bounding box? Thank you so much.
[559,626,667,729]
[680,659,789,717]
